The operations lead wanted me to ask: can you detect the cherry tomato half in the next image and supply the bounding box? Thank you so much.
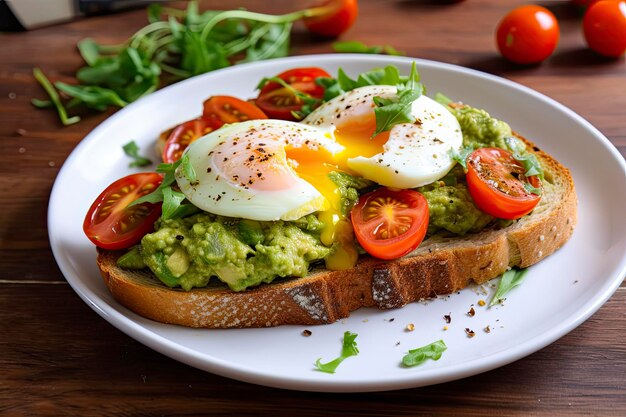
[466,148,542,220]
[583,1,626,58]
[202,95,268,124]
[162,117,223,163]
[303,0,358,38]
[84,173,163,250]
[256,67,331,120]
[496,5,560,64]
[350,188,429,260]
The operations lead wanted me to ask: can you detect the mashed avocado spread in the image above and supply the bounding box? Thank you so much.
[119,214,330,291]
[119,104,528,291]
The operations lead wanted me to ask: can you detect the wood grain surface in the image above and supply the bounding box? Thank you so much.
[1,0,624,415]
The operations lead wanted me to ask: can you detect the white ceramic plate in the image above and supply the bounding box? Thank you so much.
[48,54,626,392]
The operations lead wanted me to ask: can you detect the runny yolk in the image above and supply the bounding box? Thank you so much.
[332,112,390,168]
[284,113,392,270]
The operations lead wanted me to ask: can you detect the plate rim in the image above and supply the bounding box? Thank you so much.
[48,54,626,392]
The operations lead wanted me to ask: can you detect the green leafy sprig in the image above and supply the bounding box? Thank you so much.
[402,340,447,367]
[332,40,404,56]
[315,331,359,374]
[122,140,152,168]
[130,156,198,220]
[489,267,529,307]
[32,1,335,125]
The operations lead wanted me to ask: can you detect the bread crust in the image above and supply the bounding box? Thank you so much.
[96,134,577,328]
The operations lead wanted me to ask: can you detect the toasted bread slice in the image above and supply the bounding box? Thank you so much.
[96,134,577,328]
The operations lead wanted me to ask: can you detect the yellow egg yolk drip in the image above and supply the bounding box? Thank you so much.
[286,113,391,270]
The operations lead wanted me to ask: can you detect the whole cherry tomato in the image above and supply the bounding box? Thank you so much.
[583,0,626,57]
[303,0,358,38]
[496,5,560,64]
[350,187,429,260]
[466,148,542,220]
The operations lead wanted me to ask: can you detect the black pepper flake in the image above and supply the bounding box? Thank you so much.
[206,167,212,173]
[176,235,184,241]
[465,328,475,338]
[444,314,451,324]
[467,307,475,317]
[302,329,312,337]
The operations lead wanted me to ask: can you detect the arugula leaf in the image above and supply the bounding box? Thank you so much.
[448,146,474,171]
[122,141,152,168]
[77,38,101,66]
[402,340,447,367]
[129,159,197,220]
[434,92,453,106]
[33,2,322,125]
[372,89,420,136]
[31,68,81,126]
[55,83,128,111]
[314,331,359,374]
[489,268,529,307]
[332,40,405,56]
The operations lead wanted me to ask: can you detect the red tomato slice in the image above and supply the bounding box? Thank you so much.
[304,0,359,38]
[84,173,163,250]
[466,148,542,220]
[496,5,560,64]
[162,118,223,163]
[202,95,267,124]
[256,67,331,120]
[350,188,429,260]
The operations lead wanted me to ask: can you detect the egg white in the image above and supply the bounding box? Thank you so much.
[175,120,341,221]
[303,85,463,188]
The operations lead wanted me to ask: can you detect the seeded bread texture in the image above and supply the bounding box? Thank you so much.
[96,134,577,328]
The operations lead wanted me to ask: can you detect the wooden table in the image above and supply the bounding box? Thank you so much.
[1,0,624,414]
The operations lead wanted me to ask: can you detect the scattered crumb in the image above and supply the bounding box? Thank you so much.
[302,329,312,337]
[8,92,16,99]
[465,328,475,338]
[467,307,475,317]
[443,326,449,331]
[362,319,369,323]
[484,325,491,333]
[18,147,26,154]
[16,128,27,136]
[406,323,415,332]
[478,300,486,307]
[444,313,451,324]
[48,161,56,167]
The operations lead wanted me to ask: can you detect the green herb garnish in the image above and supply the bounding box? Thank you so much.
[32,1,338,125]
[122,140,152,168]
[314,331,359,374]
[448,146,474,171]
[31,68,81,126]
[371,62,424,136]
[130,157,198,220]
[332,40,404,56]
[489,267,529,307]
[402,340,447,367]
